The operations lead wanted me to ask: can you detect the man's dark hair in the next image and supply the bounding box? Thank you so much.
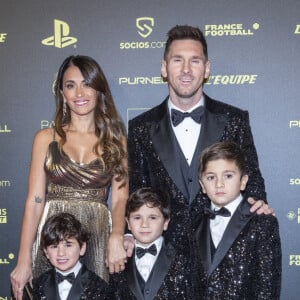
[164,25,208,60]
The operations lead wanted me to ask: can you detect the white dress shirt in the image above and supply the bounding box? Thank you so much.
[56,261,82,300]
[168,97,204,165]
[210,194,243,248]
[135,236,163,282]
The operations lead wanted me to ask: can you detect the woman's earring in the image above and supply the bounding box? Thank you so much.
[63,102,67,120]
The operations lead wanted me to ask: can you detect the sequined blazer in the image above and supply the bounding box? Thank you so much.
[28,265,111,300]
[109,241,192,299]
[193,197,282,299]
[128,94,266,249]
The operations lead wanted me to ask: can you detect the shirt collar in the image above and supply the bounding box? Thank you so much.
[168,96,204,113]
[211,193,243,216]
[135,236,164,258]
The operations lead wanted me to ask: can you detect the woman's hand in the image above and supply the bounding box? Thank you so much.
[10,262,32,300]
[106,232,127,274]
[123,234,135,257]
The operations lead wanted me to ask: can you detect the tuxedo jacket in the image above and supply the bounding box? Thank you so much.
[29,265,111,300]
[193,198,282,299]
[128,94,266,248]
[110,241,192,299]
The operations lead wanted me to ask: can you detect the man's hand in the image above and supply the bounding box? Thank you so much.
[248,197,275,215]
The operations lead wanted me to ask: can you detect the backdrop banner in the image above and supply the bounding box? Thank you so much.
[1,1,299,298]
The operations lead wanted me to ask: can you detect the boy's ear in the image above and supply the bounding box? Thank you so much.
[43,248,49,259]
[240,174,249,191]
[126,217,131,231]
[80,242,87,256]
[199,179,207,194]
[163,217,170,231]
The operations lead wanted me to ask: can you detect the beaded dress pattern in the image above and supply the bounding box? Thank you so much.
[32,140,112,281]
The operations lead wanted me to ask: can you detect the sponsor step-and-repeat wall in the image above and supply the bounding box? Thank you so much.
[1,0,299,298]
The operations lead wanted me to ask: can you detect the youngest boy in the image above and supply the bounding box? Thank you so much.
[194,141,281,299]
[110,187,192,299]
[28,212,110,300]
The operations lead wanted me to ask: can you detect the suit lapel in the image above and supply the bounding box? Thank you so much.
[196,216,212,273]
[125,242,175,299]
[208,198,254,275]
[187,97,227,203]
[199,95,227,154]
[150,101,189,198]
[150,96,228,204]
[146,242,175,299]
[44,269,59,299]
[67,266,89,300]
[126,256,144,300]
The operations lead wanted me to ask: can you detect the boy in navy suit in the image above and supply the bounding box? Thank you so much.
[194,141,281,299]
[26,212,110,300]
[111,187,192,299]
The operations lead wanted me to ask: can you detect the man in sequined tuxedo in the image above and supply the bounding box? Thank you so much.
[193,142,281,299]
[127,25,270,251]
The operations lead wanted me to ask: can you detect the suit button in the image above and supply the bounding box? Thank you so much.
[188,178,193,183]
[145,289,150,294]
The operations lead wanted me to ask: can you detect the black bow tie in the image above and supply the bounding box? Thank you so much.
[55,272,75,284]
[136,244,157,259]
[204,206,231,219]
[171,106,204,127]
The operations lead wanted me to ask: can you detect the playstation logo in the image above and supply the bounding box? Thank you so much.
[42,19,77,48]
[136,17,154,38]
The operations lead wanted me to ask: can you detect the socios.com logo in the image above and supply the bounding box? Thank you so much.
[42,19,77,48]
[136,17,154,38]
[120,17,165,50]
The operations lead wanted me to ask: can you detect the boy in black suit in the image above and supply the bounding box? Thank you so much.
[26,212,110,300]
[194,141,281,299]
[111,187,192,299]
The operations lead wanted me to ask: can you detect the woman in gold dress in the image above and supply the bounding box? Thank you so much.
[10,55,128,299]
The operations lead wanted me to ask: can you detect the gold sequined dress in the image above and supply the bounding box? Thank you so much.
[32,140,112,281]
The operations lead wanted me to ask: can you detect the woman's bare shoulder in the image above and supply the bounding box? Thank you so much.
[33,128,55,145]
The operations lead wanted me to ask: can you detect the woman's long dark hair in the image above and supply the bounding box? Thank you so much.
[53,55,127,184]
